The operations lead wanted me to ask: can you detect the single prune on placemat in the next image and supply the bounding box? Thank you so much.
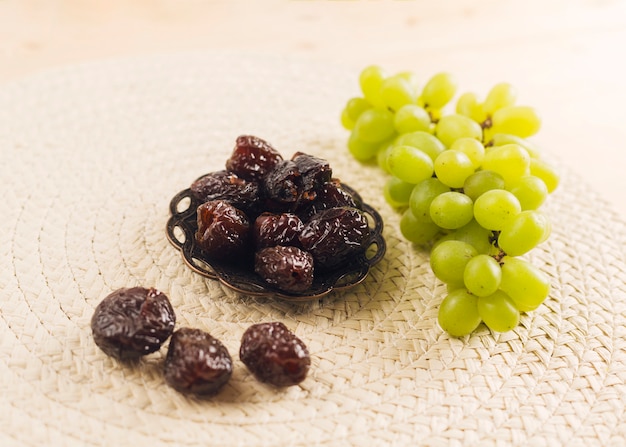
[164,327,233,396]
[253,212,304,249]
[239,322,310,387]
[226,135,283,181]
[91,287,176,360]
[195,200,251,260]
[299,206,370,269]
[190,170,261,215]
[254,246,314,293]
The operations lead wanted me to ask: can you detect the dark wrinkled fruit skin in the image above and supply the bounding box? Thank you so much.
[253,212,304,249]
[226,135,283,181]
[195,200,250,260]
[255,246,314,293]
[91,287,176,360]
[291,152,332,201]
[263,160,303,209]
[164,328,233,396]
[299,206,370,269]
[297,180,360,220]
[190,170,260,214]
[239,322,310,387]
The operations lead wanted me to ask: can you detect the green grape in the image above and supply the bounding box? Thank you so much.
[430,240,478,284]
[381,75,417,111]
[446,281,466,293]
[395,131,446,162]
[429,191,474,229]
[341,108,354,130]
[450,137,485,169]
[347,131,380,161]
[499,256,550,312]
[393,104,431,134]
[438,289,481,337]
[359,65,386,108]
[383,176,415,208]
[450,219,495,254]
[456,92,487,124]
[409,177,451,222]
[481,143,530,184]
[353,108,396,144]
[473,189,521,231]
[477,290,520,333]
[396,71,421,93]
[387,145,434,184]
[489,133,541,158]
[463,254,501,297]
[435,114,483,148]
[421,72,457,109]
[376,143,394,173]
[346,97,371,121]
[483,82,517,116]
[434,149,475,188]
[506,175,548,210]
[497,210,550,256]
[530,158,560,193]
[400,208,441,245]
[463,170,506,201]
[491,105,541,138]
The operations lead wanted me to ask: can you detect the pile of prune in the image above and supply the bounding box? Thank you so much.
[92,287,311,395]
[191,135,372,294]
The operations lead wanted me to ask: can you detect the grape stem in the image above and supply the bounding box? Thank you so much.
[489,231,507,263]
[492,250,506,264]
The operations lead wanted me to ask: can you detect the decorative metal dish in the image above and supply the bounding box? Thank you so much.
[166,183,386,301]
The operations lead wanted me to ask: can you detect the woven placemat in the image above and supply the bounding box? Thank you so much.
[0,52,625,447]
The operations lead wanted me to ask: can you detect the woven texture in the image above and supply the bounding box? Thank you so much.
[1,52,625,447]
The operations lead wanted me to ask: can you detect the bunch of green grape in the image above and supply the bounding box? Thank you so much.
[340,65,560,337]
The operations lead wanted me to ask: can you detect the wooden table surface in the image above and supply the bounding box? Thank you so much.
[2,0,626,218]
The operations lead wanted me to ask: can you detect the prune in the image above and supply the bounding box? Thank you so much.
[291,152,332,201]
[195,200,250,260]
[164,327,233,396]
[255,246,314,293]
[239,322,310,387]
[299,206,370,269]
[190,170,260,215]
[226,135,283,181]
[91,287,176,360]
[253,212,304,249]
[297,180,360,220]
[262,160,304,210]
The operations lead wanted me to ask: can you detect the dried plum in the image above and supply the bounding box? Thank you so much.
[190,170,260,214]
[91,287,176,360]
[255,246,314,293]
[253,212,304,249]
[239,322,310,387]
[299,206,370,269]
[291,152,332,201]
[226,135,283,181]
[297,180,360,220]
[164,327,233,396]
[262,160,303,209]
[195,200,250,260]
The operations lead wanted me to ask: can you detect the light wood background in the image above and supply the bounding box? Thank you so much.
[2,0,625,218]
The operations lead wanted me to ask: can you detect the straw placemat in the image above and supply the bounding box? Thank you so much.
[0,52,625,447]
